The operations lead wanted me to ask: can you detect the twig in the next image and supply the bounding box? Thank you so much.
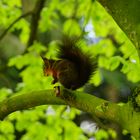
[27,0,46,47]
[0,12,32,41]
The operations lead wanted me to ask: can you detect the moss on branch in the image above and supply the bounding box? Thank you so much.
[0,88,119,122]
[0,88,139,138]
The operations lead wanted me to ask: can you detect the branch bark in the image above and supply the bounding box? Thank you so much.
[0,89,118,121]
[27,0,46,47]
[0,88,139,139]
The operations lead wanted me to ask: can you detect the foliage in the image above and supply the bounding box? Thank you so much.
[0,0,139,140]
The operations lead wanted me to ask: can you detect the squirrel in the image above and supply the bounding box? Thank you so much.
[42,35,97,91]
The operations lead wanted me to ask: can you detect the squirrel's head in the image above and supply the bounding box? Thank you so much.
[41,57,58,78]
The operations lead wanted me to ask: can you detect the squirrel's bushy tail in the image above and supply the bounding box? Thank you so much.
[57,35,97,88]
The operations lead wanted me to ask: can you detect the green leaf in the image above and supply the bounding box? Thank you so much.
[95,129,109,140]
[109,56,120,71]
[63,19,82,36]
[0,121,14,134]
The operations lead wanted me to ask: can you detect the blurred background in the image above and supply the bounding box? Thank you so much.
[0,0,139,139]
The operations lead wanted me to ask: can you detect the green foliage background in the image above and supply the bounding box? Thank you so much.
[0,0,138,139]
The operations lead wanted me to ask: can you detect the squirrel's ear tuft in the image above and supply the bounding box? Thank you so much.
[41,56,50,67]
[41,56,48,62]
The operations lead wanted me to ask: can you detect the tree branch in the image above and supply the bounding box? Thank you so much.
[0,88,120,122]
[27,0,46,47]
[0,88,139,139]
[0,89,65,120]
[0,12,32,41]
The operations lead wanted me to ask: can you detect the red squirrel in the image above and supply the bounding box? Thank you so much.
[42,35,97,91]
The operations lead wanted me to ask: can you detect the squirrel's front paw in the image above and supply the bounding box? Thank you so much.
[54,86,60,97]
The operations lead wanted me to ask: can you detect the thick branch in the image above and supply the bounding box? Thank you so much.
[0,90,65,120]
[27,0,46,47]
[0,88,139,138]
[0,89,120,122]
